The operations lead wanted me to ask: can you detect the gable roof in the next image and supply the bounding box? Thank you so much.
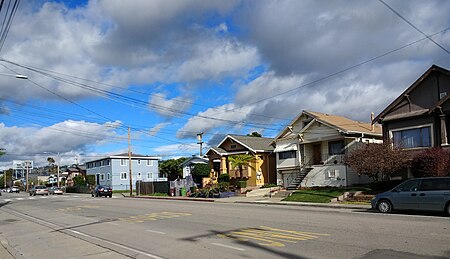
[179,156,208,167]
[210,134,274,154]
[305,111,382,135]
[373,65,450,123]
[274,110,381,141]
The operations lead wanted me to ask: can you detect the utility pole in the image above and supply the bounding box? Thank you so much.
[197,132,204,157]
[25,161,30,192]
[128,127,133,196]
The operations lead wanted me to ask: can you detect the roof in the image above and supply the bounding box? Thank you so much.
[305,111,382,135]
[274,110,381,142]
[374,65,450,123]
[85,153,161,163]
[223,134,275,152]
[208,134,274,155]
[179,156,209,167]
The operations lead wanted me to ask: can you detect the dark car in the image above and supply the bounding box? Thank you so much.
[371,177,450,215]
[92,185,112,198]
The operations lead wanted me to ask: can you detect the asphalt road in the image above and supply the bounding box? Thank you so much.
[0,191,449,259]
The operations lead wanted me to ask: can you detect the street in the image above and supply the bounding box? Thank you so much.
[1,192,449,259]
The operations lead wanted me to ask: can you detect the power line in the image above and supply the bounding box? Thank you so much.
[378,0,450,56]
[0,0,20,54]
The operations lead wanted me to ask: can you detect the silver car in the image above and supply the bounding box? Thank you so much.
[371,177,450,215]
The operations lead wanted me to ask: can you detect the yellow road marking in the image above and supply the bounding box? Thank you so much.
[218,226,329,247]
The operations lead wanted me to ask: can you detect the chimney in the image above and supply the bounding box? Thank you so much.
[371,112,375,132]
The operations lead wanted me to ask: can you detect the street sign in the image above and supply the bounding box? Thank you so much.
[12,160,33,170]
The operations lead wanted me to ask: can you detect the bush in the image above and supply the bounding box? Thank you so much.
[218,182,230,192]
[411,148,450,177]
[237,180,247,189]
[218,173,230,183]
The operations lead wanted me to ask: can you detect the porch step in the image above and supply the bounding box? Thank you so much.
[286,171,309,190]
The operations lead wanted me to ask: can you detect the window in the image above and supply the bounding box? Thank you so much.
[137,159,141,165]
[419,179,447,191]
[100,174,105,181]
[147,173,152,179]
[120,172,127,180]
[230,144,237,149]
[393,126,431,148]
[278,150,296,160]
[120,159,127,166]
[137,172,142,179]
[147,160,154,166]
[107,173,111,180]
[328,140,345,155]
[395,179,420,192]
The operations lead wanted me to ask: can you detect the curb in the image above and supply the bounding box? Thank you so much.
[124,195,371,209]
[127,196,215,202]
[234,201,371,210]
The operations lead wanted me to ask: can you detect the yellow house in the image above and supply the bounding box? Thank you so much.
[206,134,276,187]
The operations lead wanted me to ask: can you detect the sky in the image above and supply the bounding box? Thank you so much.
[0,0,449,169]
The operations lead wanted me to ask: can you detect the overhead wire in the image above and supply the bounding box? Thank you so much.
[378,0,450,56]
[0,0,20,54]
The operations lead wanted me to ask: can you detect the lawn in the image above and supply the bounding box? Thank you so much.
[282,187,372,203]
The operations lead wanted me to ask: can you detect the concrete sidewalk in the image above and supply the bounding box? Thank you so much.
[125,194,372,210]
[0,239,20,259]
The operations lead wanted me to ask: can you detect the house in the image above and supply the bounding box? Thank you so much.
[373,65,450,178]
[63,164,86,187]
[374,65,450,150]
[179,156,209,178]
[206,134,276,187]
[86,153,163,190]
[273,110,382,189]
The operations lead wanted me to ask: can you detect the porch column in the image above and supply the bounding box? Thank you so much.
[220,157,228,175]
[440,114,448,145]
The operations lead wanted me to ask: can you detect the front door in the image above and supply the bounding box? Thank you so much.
[313,144,321,165]
[96,174,100,185]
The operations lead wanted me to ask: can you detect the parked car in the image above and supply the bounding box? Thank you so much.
[47,186,64,195]
[92,185,112,198]
[8,186,20,193]
[371,177,450,215]
[29,185,49,196]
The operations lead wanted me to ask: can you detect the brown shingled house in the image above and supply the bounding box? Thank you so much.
[374,65,450,150]
[273,110,382,189]
[206,134,276,187]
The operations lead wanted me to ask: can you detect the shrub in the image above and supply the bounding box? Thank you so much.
[218,173,230,183]
[237,180,247,189]
[411,148,450,177]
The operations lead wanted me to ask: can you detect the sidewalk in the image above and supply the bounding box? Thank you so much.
[0,239,20,259]
[124,193,372,210]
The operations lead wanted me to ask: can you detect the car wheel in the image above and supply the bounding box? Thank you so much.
[377,199,393,213]
[33,193,36,196]
[109,195,112,198]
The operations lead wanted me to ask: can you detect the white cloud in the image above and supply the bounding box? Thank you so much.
[0,120,119,170]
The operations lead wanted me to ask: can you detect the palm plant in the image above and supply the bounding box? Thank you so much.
[228,154,256,180]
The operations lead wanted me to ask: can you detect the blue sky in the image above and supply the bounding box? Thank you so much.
[1,0,450,169]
